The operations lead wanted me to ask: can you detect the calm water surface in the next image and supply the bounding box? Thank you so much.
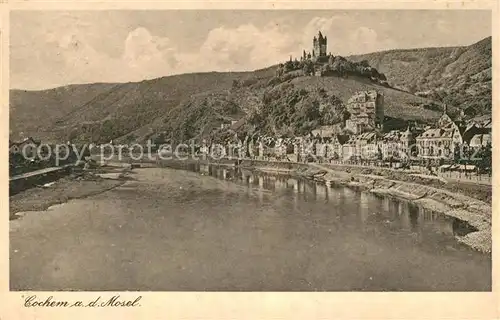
[10,165,491,291]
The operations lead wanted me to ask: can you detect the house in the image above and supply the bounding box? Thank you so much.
[314,134,349,160]
[274,138,288,158]
[416,106,465,160]
[469,133,491,150]
[378,127,416,160]
[345,90,384,134]
[400,127,417,159]
[9,140,20,154]
[355,132,379,160]
[294,137,316,162]
[379,130,401,160]
[9,137,40,158]
[461,123,490,146]
[341,132,378,161]
[416,128,453,159]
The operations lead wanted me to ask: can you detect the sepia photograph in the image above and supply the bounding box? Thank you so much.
[8,9,492,293]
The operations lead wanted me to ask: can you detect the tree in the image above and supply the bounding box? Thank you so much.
[124,133,137,144]
[284,60,295,72]
[303,60,314,76]
[478,143,492,174]
[359,60,370,68]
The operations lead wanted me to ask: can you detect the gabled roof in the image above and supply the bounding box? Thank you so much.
[10,137,40,147]
[400,127,414,139]
[419,128,443,138]
[230,118,246,131]
[355,132,377,141]
[441,128,455,138]
[383,130,401,141]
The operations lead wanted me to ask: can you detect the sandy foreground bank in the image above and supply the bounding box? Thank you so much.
[9,170,127,220]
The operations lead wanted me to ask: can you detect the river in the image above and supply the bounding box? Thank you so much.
[10,165,491,291]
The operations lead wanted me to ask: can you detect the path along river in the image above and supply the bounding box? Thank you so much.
[10,165,491,291]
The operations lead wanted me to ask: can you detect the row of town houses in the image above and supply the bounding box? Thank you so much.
[209,91,491,164]
[10,91,491,166]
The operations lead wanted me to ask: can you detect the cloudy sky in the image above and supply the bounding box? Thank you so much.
[11,10,491,90]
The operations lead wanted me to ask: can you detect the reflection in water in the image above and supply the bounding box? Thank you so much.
[182,164,480,246]
[359,192,371,224]
[408,202,419,232]
[167,162,482,243]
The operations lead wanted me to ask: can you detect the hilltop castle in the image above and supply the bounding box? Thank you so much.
[302,31,329,63]
[313,31,327,58]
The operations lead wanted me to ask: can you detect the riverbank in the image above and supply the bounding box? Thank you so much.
[9,168,129,220]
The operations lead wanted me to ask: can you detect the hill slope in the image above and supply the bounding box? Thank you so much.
[10,70,273,143]
[121,74,438,143]
[350,37,492,116]
[10,38,491,144]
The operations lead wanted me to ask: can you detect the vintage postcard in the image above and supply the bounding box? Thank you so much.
[2,1,498,319]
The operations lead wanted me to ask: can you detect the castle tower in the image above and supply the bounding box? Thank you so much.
[313,31,327,58]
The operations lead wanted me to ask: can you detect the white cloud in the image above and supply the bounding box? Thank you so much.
[12,15,398,89]
[13,23,297,89]
[123,27,178,73]
[196,23,296,71]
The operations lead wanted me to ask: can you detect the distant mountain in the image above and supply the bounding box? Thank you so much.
[10,71,272,143]
[10,38,490,144]
[350,37,492,116]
